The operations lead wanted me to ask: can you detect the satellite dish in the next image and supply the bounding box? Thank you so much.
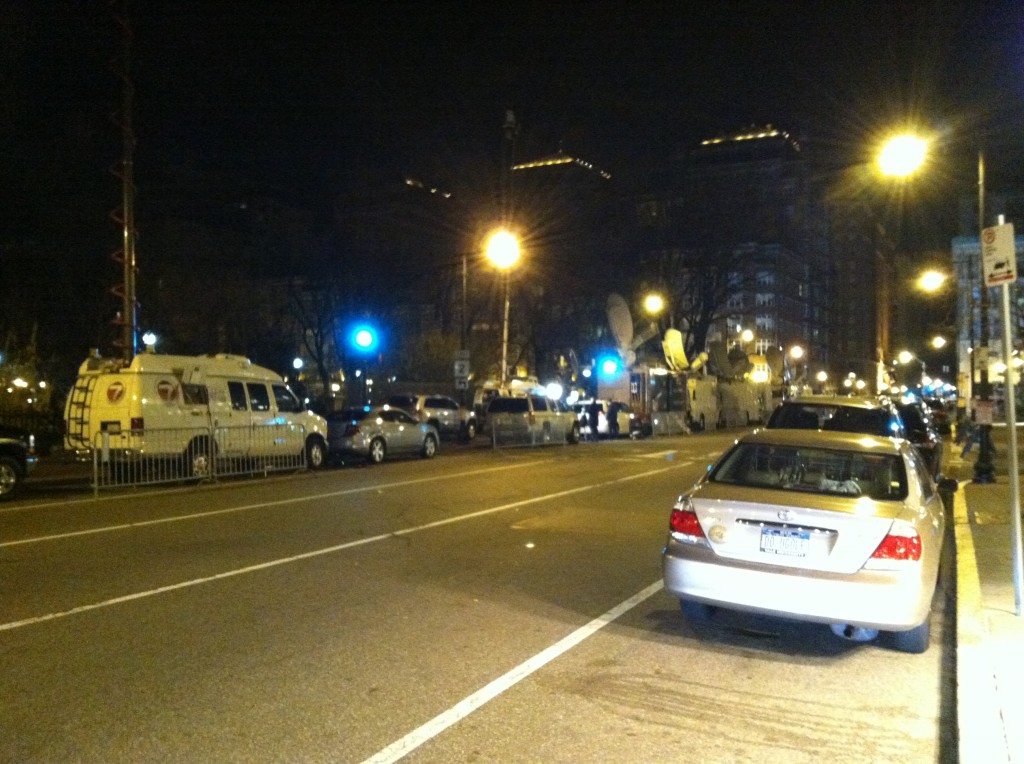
[606,294,634,350]
[662,328,690,371]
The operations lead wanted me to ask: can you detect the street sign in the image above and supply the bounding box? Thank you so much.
[453,350,470,390]
[982,222,1017,287]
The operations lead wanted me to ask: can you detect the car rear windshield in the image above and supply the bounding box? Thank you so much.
[710,442,908,500]
[488,397,529,414]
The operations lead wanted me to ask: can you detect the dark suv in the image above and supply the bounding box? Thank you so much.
[0,424,37,500]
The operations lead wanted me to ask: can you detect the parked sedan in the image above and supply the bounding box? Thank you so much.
[327,406,439,464]
[0,424,37,500]
[896,398,944,478]
[662,428,955,653]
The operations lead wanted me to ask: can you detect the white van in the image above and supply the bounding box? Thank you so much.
[64,352,328,475]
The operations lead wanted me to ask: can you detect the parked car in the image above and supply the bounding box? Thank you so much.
[326,406,439,464]
[896,398,944,478]
[662,428,957,653]
[0,424,37,500]
[765,395,906,439]
[385,393,477,441]
[923,397,954,435]
[486,394,580,445]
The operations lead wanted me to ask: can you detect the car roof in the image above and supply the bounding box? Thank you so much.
[743,427,905,454]
[782,395,886,410]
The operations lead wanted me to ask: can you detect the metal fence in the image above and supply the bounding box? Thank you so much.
[91,424,309,494]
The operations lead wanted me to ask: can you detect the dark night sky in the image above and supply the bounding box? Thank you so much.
[123,0,1024,201]
[2,0,1023,367]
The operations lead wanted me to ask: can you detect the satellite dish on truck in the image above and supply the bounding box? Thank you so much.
[606,293,636,367]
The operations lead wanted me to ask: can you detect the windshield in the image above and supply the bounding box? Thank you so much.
[488,397,529,414]
[710,442,907,500]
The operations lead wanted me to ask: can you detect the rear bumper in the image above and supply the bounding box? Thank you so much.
[662,538,936,631]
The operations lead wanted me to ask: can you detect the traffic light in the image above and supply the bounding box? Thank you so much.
[597,354,622,378]
[350,323,379,353]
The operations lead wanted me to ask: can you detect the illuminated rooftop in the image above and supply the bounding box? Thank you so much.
[512,150,612,180]
[700,125,801,153]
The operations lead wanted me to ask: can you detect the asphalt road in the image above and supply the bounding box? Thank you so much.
[1,432,955,763]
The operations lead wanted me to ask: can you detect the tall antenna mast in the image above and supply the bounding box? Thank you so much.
[111,1,138,360]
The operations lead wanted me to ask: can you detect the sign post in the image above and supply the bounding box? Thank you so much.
[984,221,1023,615]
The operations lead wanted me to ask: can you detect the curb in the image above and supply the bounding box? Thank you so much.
[954,483,1009,764]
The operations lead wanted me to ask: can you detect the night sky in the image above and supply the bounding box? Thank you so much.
[2,0,1022,368]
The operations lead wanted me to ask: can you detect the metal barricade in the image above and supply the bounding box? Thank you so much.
[92,424,308,494]
[489,416,570,449]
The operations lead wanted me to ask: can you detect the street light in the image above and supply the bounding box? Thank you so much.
[485,229,521,387]
[878,134,928,178]
[643,293,664,317]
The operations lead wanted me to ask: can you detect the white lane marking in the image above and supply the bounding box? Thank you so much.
[1,461,550,548]
[0,466,682,632]
[638,450,682,459]
[361,580,665,764]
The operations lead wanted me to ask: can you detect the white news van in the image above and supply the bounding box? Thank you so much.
[64,352,328,474]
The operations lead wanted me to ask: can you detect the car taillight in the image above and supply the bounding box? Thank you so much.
[343,424,360,436]
[871,531,922,561]
[670,507,705,538]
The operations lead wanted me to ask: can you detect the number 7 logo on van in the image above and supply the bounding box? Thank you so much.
[106,382,126,404]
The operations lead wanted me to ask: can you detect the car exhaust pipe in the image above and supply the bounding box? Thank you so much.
[830,623,879,642]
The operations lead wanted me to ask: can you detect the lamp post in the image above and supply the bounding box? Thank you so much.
[485,229,521,388]
[876,133,929,395]
[973,149,996,483]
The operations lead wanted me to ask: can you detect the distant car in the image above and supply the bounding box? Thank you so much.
[662,428,956,653]
[327,406,439,464]
[486,394,580,446]
[0,424,37,500]
[923,397,953,435]
[896,398,944,478]
[385,393,477,441]
[766,395,906,439]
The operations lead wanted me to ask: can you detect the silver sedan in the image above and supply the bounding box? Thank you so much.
[327,406,439,464]
[662,428,954,653]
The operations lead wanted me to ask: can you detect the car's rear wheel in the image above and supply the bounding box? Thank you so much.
[567,421,580,444]
[892,615,930,653]
[421,434,437,459]
[0,456,21,499]
[184,437,215,479]
[368,437,386,464]
[680,599,715,624]
[305,435,326,470]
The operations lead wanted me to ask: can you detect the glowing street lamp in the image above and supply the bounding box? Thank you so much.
[918,269,947,293]
[644,293,664,316]
[878,134,928,178]
[486,229,521,387]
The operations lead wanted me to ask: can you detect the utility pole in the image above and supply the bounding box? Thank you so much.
[975,148,995,483]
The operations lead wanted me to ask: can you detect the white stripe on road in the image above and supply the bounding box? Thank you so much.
[361,580,665,764]
[1,462,550,548]
[0,465,682,632]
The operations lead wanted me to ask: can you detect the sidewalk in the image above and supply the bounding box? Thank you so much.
[948,427,1024,764]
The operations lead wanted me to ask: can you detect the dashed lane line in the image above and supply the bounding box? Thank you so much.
[0,465,683,632]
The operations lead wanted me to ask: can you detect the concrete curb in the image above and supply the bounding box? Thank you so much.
[955,484,1009,764]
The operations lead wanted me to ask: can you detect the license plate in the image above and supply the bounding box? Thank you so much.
[760,527,810,557]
